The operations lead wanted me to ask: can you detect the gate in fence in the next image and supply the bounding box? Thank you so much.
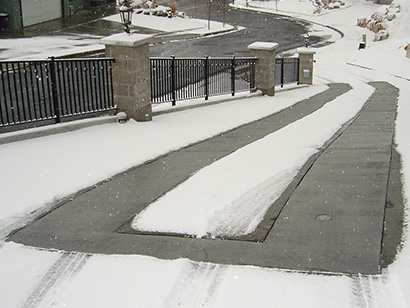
[0,57,115,132]
[150,56,300,105]
[275,57,300,87]
[150,56,257,106]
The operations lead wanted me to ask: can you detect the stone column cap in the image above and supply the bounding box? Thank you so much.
[297,47,316,55]
[100,33,154,47]
[248,41,279,51]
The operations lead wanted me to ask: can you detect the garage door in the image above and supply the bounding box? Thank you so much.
[21,0,62,27]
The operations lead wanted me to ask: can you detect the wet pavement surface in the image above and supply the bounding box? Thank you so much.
[151,1,318,57]
[1,4,321,59]
[8,82,402,275]
[2,3,402,276]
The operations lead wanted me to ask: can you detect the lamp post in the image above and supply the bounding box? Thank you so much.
[208,0,212,30]
[304,33,310,47]
[119,1,134,34]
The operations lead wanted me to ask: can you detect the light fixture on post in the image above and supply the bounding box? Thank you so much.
[304,33,310,48]
[118,0,134,34]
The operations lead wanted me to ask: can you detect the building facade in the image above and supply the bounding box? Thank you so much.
[0,0,115,30]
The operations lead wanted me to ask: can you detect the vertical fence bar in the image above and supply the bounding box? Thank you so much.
[6,62,12,124]
[4,63,12,123]
[0,63,7,125]
[4,63,14,123]
[61,61,70,116]
[41,62,51,118]
[96,60,103,110]
[83,61,90,112]
[231,56,235,96]
[297,58,300,85]
[100,60,107,109]
[17,62,27,122]
[102,60,109,110]
[176,57,180,103]
[162,59,167,103]
[78,61,85,113]
[91,61,97,111]
[23,63,33,121]
[11,63,20,124]
[33,63,43,119]
[161,59,166,102]
[280,57,284,88]
[204,56,209,101]
[88,61,95,111]
[27,62,37,120]
[69,61,77,115]
[89,61,96,111]
[171,55,176,106]
[108,59,114,109]
[84,61,91,112]
[55,62,64,117]
[49,57,61,123]
[165,59,169,102]
[177,59,181,100]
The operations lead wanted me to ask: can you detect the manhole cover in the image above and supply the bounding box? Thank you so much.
[315,214,333,221]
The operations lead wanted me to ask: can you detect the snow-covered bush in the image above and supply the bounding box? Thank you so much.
[312,0,345,14]
[357,2,401,41]
[117,0,182,18]
[116,0,142,8]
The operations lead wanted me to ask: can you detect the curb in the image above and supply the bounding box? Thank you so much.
[231,4,344,41]
[0,84,306,145]
[0,116,117,145]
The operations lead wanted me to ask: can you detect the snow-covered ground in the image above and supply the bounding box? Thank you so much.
[0,34,105,61]
[1,0,410,307]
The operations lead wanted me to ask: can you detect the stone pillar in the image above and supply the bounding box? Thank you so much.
[101,33,153,121]
[298,48,316,85]
[247,42,279,96]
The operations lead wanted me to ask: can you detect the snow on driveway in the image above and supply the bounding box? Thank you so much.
[132,81,374,238]
[1,0,410,307]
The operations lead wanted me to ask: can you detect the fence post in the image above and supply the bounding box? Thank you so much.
[297,48,316,85]
[231,56,235,96]
[247,41,278,96]
[171,55,176,106]
[101,33,153,121]
[48,56,61,123]
[296,58,300,85]
[204,56,209,101]
[250,59,256,90]
[281,57,285,87]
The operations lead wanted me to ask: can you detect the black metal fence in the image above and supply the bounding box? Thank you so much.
[1,55,300,132]
[0,57,115,131]
[275,57,300,87]
[150,56,256,105]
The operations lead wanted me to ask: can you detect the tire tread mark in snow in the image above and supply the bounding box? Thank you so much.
[163,262,226,308]
[352,275,388,308]
[22,252,90,308]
